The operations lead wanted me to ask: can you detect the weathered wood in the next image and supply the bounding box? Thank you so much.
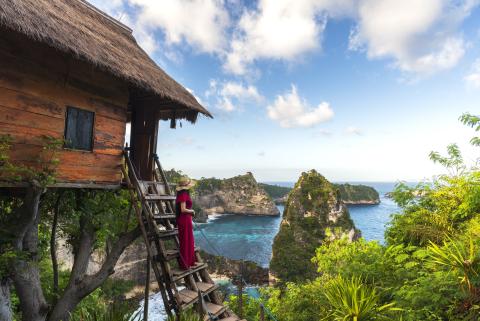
[0,105,64,133]
[0,86,64,119]
[0,30,129,185]
[55,164,122,183]
[0,29,129,106]
[130,105,158,180]
[0,123,62,144]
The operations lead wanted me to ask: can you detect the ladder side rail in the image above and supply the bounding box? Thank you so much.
[123,152,181,313]
[153,154,173,195]
[121,164,175,317]
[134,192,181,306]
[152,156,176,215]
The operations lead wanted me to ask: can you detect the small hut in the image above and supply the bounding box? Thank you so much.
[0,0,212,187]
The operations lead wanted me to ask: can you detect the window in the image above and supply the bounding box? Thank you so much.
[64,106,95,151]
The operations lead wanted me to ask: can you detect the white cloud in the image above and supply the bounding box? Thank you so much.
[465,59,480,88]
[88,0,230,56]
[131,0,230,54]
[345,126,362,135]
[207,80,264,112]
[350,0,477,75]
[90,0,478,76]
[267,85,334,128]
[313,128,333,137]
[224,0,329,75]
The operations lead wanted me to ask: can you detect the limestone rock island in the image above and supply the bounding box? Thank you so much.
[270,170,360,283]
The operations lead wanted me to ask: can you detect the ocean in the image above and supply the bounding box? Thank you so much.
[194,182,402,268]
[136,182,403,319]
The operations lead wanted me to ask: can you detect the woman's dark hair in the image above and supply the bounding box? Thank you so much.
[175,189,190,217]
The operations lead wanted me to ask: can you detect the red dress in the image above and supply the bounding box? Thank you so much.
[176,191,196,269]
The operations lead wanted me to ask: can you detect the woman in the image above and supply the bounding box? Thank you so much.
[175,176,196,270]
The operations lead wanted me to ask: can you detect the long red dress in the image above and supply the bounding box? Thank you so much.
[176,190,196,269]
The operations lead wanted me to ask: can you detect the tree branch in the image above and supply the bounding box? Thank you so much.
[2,182,44,250]
[79,225,141,296]
[50,191,63,303]
[48,226,140,321]
[69,214,95,286]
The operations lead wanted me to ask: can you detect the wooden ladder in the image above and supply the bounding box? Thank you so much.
[122,149,243,321]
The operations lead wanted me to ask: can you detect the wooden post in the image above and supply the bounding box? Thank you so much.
[260,304,265,321]
[237,278,243,319]
[130,104,158,180]
[144,255,151,321]
[197,290,204,320]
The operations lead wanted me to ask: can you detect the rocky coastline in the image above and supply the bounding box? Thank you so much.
[192,172,280,218]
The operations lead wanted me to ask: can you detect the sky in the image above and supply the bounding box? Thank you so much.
[90,0,480,182]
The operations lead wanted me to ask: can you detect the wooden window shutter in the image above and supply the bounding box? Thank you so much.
[64,106,95,151]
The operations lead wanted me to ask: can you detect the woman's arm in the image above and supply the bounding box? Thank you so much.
[180,202,195,215]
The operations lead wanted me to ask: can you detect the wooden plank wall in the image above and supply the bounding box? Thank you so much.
[0,29,129,186]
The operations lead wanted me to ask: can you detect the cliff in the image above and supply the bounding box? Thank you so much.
[335,183,380,205]
[199,250,269,285]
[193,172,280,216]
[269,170,360,283]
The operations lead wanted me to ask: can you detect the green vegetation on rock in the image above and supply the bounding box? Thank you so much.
[270,170,359,283]
[335,183,380,204]
[258,183,292,199]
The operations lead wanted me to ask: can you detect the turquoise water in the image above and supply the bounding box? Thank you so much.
[347,182,401,243]
[194,182,401,268]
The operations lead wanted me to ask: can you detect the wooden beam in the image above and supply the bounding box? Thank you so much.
[0,182,122,189]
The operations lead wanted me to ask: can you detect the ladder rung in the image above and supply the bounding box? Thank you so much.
[163,247,199,260]
[204,302,227,320]
[172,263,207,282]
[152,214,176,221]
[178,283,220,311]
[178,289,198,306]
[195,282,217,293]
[148,229,178,240]
[144,195,176,201]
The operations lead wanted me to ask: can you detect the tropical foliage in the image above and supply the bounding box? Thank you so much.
[234,113,480,321]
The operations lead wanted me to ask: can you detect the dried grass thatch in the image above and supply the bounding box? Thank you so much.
[0,0,212,121]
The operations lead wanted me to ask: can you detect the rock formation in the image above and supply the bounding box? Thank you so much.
[270,170,360,283]
[261,182,380,205]
[335,183,380,205]
[193,172,279,216]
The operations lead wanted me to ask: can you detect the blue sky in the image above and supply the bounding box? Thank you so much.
[92,0,480,182]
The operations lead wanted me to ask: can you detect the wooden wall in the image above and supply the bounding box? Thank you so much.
[0,29,129,186]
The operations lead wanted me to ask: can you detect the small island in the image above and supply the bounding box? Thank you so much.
[261,182,380,205]
[334,183,380,205]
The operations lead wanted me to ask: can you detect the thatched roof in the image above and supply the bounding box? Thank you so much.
[0,0,212,122]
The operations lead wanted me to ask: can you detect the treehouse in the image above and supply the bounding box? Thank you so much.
[0,0,211,188]
[0,1,247,320]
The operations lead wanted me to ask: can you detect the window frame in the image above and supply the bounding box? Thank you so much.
[63,106,96,152]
